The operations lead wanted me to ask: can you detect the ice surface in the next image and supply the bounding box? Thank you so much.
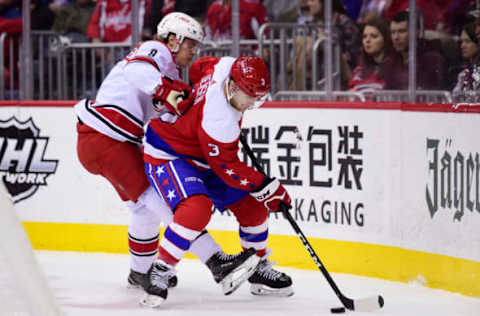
[5,251,479,316]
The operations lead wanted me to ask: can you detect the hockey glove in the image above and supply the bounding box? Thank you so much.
[153,77,193,116]
[250,177,291,212]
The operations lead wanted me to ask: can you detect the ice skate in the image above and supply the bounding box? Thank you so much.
[128,264,178,289]
[138,260,175,308]
[206,247,260,295]
[248,250,293,297]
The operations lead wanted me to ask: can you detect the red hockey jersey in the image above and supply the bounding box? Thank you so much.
[143,56,265,191]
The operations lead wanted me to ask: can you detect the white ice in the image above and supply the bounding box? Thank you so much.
[8,251,480,315]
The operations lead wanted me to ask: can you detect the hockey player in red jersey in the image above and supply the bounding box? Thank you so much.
[142,56,294,307]
[74,12,259,307]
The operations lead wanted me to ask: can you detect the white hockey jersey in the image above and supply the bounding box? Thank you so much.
[74,41,181,144]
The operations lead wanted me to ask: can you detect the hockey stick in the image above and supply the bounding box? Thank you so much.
[240,134,384,312]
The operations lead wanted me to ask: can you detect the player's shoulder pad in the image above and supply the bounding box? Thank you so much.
[201,57,240,144]
[135,40,171,55]
[189,56,219,85]
[135,41,174,62]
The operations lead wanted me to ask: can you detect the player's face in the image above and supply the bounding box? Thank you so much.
[229,81,261,113]
[176,38,200,67]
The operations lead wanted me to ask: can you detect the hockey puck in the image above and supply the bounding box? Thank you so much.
[330,307,346,313]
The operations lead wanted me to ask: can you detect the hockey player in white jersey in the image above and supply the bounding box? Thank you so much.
[74,12,259,307]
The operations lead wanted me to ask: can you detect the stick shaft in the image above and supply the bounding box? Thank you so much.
[240,134,353,309]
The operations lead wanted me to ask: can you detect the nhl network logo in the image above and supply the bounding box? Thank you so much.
[0,117,58,203]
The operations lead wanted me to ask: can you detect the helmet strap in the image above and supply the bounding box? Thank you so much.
[168,33,183,53]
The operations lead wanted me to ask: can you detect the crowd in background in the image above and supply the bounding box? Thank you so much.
[1,0,480,99]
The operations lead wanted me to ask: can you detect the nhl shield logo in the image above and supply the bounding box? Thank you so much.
[0,117,59,203]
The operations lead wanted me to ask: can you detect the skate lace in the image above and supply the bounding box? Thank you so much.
[217,252,238,262]
[257,249,283,280]
[151,262,176,289]
[257,259,283,280]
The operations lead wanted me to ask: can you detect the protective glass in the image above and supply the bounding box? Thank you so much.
[180,38,201,55]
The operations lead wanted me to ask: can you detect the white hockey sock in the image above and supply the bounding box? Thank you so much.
[189,231,222,264]
[127,200,162,273]
[137,187,173,225]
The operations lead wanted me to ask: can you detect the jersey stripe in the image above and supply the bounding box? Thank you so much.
[168,161,188,198]
[164,226,190,250]
[144,125,209,166]
[149,165,170,203]
[125,56,160,71]
[95,106,143,137]
[165,163,185,200]
[84,100,143,144]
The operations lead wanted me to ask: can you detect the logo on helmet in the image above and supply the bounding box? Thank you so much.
[231,56,270,98]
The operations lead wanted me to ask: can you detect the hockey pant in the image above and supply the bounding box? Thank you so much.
[146,159,270,265]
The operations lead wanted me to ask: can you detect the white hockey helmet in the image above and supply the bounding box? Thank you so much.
[157,12,204,51]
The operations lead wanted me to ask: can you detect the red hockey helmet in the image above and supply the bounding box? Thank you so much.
[230,56,270,98]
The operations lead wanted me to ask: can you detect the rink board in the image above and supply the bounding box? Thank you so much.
[0,100,479,298]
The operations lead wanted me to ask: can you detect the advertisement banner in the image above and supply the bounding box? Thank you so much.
[0,102,479,264]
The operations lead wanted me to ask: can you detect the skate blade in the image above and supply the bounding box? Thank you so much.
[221,255,260,296]
[127,282,142,290]
[250,284,294,297]
[127,280,142,289]
[139,293,166,308]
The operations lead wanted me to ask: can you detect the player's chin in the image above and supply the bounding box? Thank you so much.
[240,104,254,113]
[179,57,194,68]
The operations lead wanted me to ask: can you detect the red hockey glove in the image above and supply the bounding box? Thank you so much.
[153,77,194,116]
[250,177,291,212]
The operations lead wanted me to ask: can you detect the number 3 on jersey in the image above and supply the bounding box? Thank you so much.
[208,143,219,156]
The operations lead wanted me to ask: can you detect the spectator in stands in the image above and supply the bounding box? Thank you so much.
[309,0,360,70]
[142,0,163,40]
[161,0,209,23]
[341,0,364,22]
[0,0,53,97]
[276,0,312,24]
[31,0,55,30]
[348,17,393,93]
[476,20,480,43]
[0,0,21,94]
[52,0,95,43]
[87,0,150,44]
[86,0,151,70]
[356,0,391,24]
[48,0,73,12]
[386,0,472,34]
[262,0,297,22]
[205,0,268,41]
[453,23,480,100]
[384,10,447,90]
[287,0,360,89]
[141,0,210,41]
